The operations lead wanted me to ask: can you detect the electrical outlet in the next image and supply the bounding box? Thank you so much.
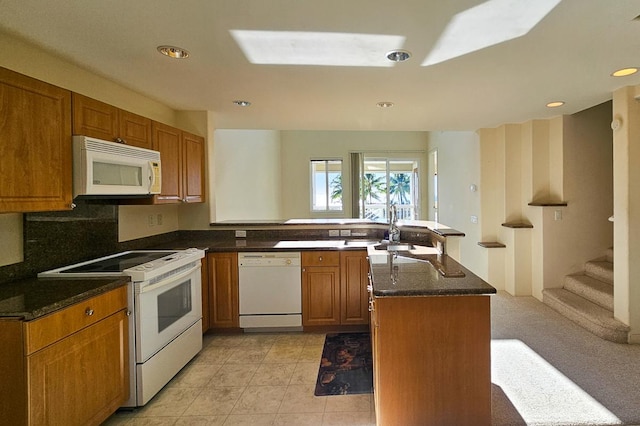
[328,229,340,237]
[156,214,163,226]
[147,214,154,226]
[555,210,563,221]
[470,215,478,224]
[235,230,247,238]
[340,229,351,237]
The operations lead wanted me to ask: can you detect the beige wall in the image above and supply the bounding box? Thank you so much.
[280,131,429,219]
[476,102,613,299]
[213,130,283,221]
[427,131,486,280]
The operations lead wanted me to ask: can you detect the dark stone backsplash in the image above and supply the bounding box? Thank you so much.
[0,200,177,285]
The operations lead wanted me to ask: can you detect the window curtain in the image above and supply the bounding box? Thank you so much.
[350,152,363,218]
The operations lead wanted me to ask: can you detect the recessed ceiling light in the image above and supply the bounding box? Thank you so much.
[546,101,565,108]
[611,67,638,77]
[233,100,251,107]
[377,102,394,108]
[157,45,190,59]
[386,50,412,62]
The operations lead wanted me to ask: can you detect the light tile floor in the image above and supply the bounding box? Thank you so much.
[102,332,376,426]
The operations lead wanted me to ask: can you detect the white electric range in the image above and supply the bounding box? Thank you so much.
[39,248,205,407]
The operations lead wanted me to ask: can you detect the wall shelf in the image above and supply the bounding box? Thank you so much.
[528,201,568,207]
[478,242,506,248]
[501,222,534,229]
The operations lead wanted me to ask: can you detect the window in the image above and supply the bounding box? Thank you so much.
[311,159,343,212]
[358,157,420,220]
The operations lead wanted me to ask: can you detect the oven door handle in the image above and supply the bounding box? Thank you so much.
[137,264,201,294]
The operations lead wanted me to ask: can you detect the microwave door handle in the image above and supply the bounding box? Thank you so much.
[148,161,156,194]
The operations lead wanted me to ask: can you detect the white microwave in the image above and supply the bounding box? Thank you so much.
[73,135,162,198]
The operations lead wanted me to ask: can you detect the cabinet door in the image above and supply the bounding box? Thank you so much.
[27,310,129,426]
[302,266,340,326]
[208,252,239,328]
[72,93,118,141]
[340,250,369,325]
[152,121,183,203]
[119,110,152,149]
[0,67,73,213]
[182,131,205,203]
[201,257,210,333]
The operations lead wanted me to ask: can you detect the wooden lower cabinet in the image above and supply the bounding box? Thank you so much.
[370,294,492,426]
[201,257,210,333]
[0,286,129,426]
[208,252,239,328]
[302,250,369,327]
[340,251,369,325]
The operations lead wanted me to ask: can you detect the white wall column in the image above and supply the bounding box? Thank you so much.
[612,86,640,343]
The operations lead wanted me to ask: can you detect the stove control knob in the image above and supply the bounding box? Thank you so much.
[143,263,154,269]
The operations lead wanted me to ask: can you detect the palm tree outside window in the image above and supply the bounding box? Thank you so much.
[359,158,419,220]
[311,159,343,212]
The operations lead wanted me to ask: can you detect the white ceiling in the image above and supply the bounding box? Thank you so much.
[2,0,640,131]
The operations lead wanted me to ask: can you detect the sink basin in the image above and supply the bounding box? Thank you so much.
[343,240,380,247]
[374,243,416,251]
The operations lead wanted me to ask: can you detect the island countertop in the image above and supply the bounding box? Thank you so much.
[368,249,496,297]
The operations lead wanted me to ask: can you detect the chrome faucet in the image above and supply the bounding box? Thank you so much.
[388,205,400,242]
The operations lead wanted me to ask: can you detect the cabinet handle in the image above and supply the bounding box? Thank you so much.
[114,137,127,144]
[126,310,132,316]
[319,256,323,262]
[85,308,94,316]
[70,203,77,209]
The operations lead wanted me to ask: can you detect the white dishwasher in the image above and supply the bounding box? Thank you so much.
[238,252,302,330]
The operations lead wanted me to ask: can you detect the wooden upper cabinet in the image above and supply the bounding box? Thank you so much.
[149,122,205,204]
[152,121,183,204]
[72,93,152,149]
[72,93,119,141]
[182,132,205,203]
[0,67,73,213]
[118,110,153,149]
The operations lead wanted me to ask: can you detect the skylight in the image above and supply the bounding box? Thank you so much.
[422,0,562,66]
[230,30,405,67]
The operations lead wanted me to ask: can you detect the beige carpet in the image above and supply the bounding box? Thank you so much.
[491,291,640,426]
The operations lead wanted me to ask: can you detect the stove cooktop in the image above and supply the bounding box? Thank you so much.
[63,252,172,273]
[37,249,205,281]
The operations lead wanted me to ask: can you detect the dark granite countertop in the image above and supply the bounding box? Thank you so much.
[368,252,496,297]
[0,277,129,320]
[150,238,379,252]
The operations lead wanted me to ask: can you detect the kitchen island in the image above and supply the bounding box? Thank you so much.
[367,247,496,426]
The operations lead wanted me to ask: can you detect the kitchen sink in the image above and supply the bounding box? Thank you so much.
[343,240,380,247]
[374,243,416,251]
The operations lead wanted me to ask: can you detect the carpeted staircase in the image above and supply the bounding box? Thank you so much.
[543,248,630,344]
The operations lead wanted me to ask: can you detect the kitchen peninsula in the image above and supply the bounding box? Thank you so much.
[367,247,496,426]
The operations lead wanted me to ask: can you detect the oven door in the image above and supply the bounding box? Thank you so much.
[134,262,202,362]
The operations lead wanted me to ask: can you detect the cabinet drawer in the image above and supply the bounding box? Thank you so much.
[24,285,128,355]
[302,251,340,267]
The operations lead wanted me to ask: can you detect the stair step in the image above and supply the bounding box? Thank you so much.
[585,260,613,284]
[564,273,613,310]
[606,247,614,263]
[543,288,629,344]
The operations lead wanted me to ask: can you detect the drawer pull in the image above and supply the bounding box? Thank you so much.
[85,308,94,316]
[319,256,323,262]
